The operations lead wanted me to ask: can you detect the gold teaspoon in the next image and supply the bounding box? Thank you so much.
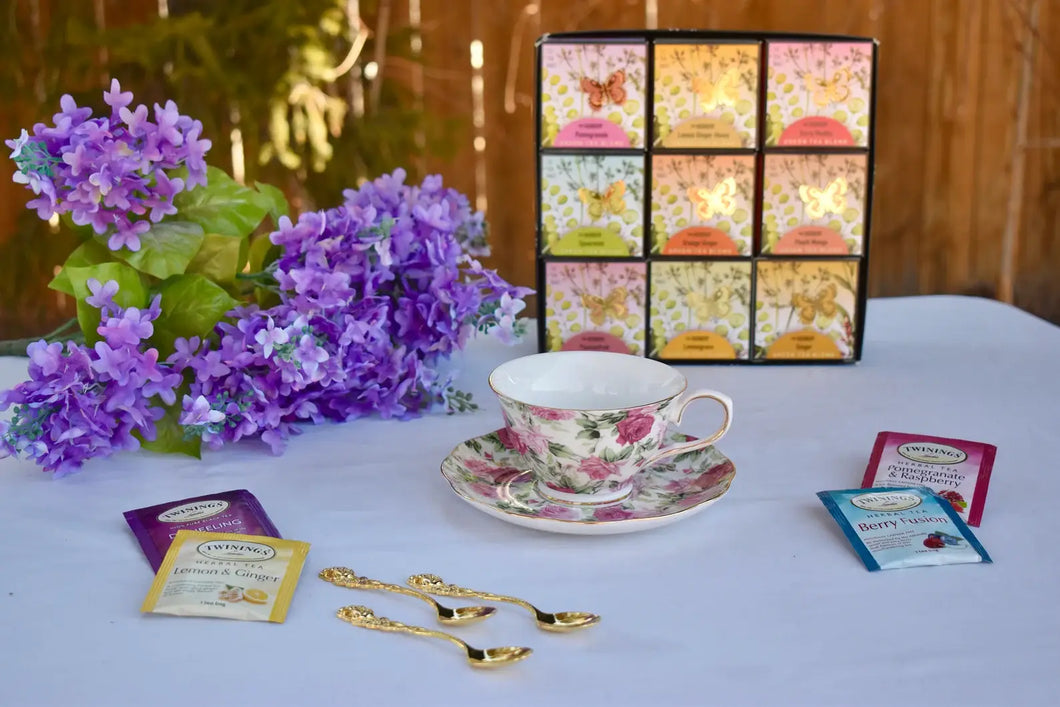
[407,573,601,632]
[336,605,532,669]
[320,567,495,625]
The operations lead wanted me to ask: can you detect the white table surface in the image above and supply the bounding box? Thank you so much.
[1,295,1058,707]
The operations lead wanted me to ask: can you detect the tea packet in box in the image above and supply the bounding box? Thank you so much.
[142,531,309,623]
[817,487,991,571]
[861,431,996,526]
[124,489,281,571]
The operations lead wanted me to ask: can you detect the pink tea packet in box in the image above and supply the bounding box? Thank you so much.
[861,432,996,526]
[124,489,281,571]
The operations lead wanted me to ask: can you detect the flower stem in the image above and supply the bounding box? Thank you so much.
[0,318,82,357]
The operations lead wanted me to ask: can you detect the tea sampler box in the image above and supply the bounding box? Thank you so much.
[536,31,878,363]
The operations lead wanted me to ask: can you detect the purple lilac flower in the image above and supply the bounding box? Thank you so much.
[85,278,118,309]
[180,395,226,427]
[174,171,531,454]
[0,283,182,476]
[5,78,212,251]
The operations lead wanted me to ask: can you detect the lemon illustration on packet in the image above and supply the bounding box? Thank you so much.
[142,530,310,623]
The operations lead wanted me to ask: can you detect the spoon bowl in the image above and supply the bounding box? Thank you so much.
[337,605,532,669]
[537,610,601,632]
[470,646,534,667]
[408,573,601,632]
[442,605,496,625]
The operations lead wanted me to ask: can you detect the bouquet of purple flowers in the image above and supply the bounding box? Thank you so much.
[0,80,530,476]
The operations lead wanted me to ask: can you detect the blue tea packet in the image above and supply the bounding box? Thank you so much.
[817,487,992,571]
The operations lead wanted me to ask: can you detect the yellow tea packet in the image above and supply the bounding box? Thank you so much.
[142,530,310,623]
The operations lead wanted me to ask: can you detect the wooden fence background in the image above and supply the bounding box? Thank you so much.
[1,0,1058,339]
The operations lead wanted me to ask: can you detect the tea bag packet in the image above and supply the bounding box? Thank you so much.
[142,531,310,622]
[124,489,281,571]
[861,432,996,526]
[817,487,991,571]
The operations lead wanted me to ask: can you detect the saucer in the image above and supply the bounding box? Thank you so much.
[440,430,736,535]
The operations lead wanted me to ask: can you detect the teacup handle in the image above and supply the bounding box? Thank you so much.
[642,390,733,468]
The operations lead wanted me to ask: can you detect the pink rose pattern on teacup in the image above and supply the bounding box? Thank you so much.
[616,410,655,445]
[495,395,679,497]
[443,430,735,523]
[579,456,621,480]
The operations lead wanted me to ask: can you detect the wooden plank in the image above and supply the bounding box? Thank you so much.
[919,1,983,295]
[478,0,539,291]
[419,0,476,199]
[1014,0,1060,321]
[969,0,1020,299]
[540,0,647,32]
[859,1,932,297]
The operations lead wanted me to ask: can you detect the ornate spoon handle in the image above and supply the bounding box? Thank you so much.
[337,605,469,651]
[320,567,445,612]
[336,605,533,667]
[408,573,537,615]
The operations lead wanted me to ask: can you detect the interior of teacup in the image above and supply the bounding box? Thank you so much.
[489,351,686,410]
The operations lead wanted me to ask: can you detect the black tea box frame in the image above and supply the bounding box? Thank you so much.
[535,30,878,364]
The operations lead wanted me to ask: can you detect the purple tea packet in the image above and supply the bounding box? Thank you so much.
[124,489,281,571]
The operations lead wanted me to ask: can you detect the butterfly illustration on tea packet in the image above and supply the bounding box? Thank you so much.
[578,180,627,221]
[687,177,738,221]
[791,282,838,325]
[798,176,848,219]
[804,67,851,107]
[686,287,732,323]
[581,287,629,326]
[580,70,627,111]
[691,68,741,112]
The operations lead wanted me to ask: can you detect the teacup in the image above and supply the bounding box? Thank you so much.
[488,351,733,505]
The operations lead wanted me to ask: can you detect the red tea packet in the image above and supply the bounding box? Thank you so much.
[124,489,281,571]
[861,432,996,526]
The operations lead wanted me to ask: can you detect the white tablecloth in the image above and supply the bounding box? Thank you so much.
[1,295,1058,707]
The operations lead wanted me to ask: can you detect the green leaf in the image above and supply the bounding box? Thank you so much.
[64,263,149,345]
[112,221,206,279]
[151,273,238,356]
[139,400,202,458]
[186,232,243,284]
[176,166,272,238]
[548,441,579,460]
[237,235,250,274]
[49,240,115,296]
[254,180,290,223]
[247,234,281,274]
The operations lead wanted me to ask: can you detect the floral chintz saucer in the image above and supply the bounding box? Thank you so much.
[440,430,736,535]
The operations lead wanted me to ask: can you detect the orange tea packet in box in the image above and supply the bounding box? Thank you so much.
[142,530,309,623]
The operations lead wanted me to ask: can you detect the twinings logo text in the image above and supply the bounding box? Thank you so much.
[897,442,967,465]
[158,500,230,523]
[197,540,276,562]
[850,492,922,512]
